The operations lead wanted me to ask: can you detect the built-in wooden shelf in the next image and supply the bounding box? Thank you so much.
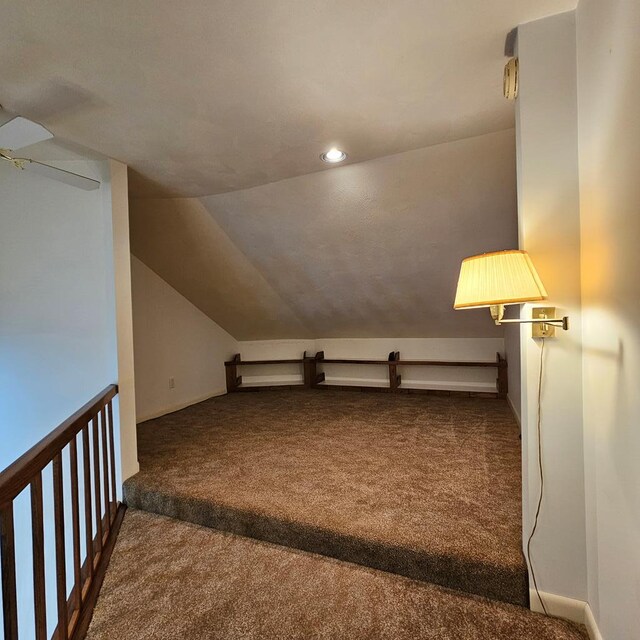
[224,351,508,398]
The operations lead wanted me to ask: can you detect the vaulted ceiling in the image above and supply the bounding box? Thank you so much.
[2,1,574,340]
[131,130,517,339]
[2,0,574,197]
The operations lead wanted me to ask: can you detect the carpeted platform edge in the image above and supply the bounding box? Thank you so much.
[124,480,529,607]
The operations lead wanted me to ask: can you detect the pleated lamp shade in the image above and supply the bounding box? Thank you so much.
[454,250,548,309]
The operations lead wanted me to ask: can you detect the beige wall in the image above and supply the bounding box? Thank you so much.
[577,0,640,637]
[131,256,238,422]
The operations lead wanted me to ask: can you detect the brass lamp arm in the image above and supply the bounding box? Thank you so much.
[500,317,569,330]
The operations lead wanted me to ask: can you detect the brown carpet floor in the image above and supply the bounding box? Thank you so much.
[86,509,586,640]
[124,390,527,605]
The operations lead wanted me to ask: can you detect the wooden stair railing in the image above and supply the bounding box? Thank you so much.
[0,384,125,640]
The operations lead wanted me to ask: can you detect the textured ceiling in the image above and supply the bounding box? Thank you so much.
[2,0,575,197]
[129,198,311,340]
[131,130,517,339]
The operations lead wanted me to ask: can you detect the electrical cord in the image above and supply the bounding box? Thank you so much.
[526,337,547,615]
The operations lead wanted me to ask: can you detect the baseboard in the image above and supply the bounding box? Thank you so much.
[530,590,603,639]
[584,603,603,640]
[507,394,521,427]
[530,590,585,623]
[122,462,140,483]
[136,388,227,423]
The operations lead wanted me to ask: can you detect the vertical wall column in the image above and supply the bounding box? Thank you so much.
[515,11,587,608]
[109,159,139,483]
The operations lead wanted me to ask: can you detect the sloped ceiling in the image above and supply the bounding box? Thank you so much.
[129,198,311,340]
[131,129,517,339]
[2,2,567,340]
[1,0,575,197]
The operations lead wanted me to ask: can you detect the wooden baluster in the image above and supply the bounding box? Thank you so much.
[92,416,103,550]
[69,437,82,628]
[53,453,68,640]
[82,424,95,583]
[31,473,47,640]
[0,385,118,640]
[107,401,117,522]
[0,501,18,640]
[100,407,110,538]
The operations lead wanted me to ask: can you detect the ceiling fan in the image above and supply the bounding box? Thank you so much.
[0,115,100,190]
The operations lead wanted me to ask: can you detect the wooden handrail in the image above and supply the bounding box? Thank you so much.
[0,384,124,640]
[0,384,117,506]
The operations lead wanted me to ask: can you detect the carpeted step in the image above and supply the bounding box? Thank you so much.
[124,479,527,606]
[86,509,586,640]
[124,391,528,606]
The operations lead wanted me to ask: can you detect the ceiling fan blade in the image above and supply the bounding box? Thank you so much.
[25,160,100,191]
[0,116,53,151]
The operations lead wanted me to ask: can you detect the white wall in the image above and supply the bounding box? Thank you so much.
[517,5,640,636]
[131,256,238,422]
[238,338,506,393]
[0,157,127,638]
[516,10,588,606]
[576,0,640,637]
[1,159,116,468]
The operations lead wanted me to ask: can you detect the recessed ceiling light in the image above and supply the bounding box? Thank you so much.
[320,147,347,163]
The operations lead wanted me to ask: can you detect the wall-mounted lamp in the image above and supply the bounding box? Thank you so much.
[453,250,569,336]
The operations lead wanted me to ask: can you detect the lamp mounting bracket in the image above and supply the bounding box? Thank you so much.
[497,305,569,336]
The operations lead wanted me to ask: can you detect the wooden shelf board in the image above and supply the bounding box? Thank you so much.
[226,359,305,366]
[316,359,500,368]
